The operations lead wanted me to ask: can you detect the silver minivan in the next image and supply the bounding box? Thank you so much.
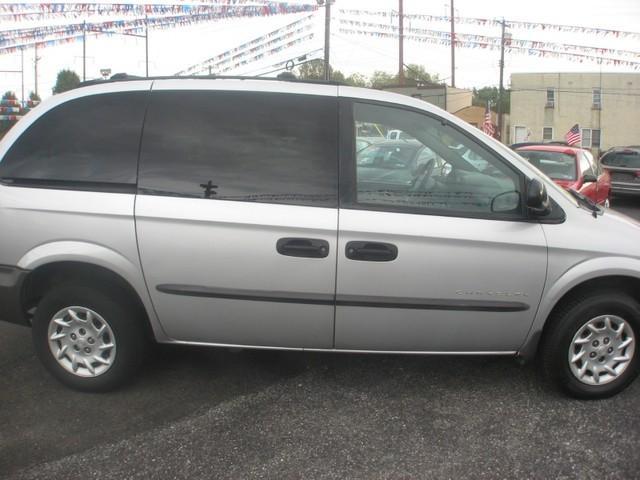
[0,77,638,398]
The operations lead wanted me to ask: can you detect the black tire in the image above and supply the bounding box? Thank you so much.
[32,282,147,392]
[540,291,640,399]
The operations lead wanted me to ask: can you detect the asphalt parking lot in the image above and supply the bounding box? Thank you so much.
[2,196,640,479]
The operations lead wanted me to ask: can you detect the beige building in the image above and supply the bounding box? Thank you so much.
[510,72,640,153]
[381,83,472,113]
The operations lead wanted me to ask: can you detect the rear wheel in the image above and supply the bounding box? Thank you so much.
[540,291,639,399]
[32,283,147,392]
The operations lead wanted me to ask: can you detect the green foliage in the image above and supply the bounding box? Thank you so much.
[296,61,439,90]
[344,73,367,88]
[52,69,81,94]
[296,59,325,81]
[29,91,41,102]
[295,59,347,83]
[404,64,440,85]
[472,86,510,113]
[369,65,440,89]
[369,70,396,89]
[2,91,17,100]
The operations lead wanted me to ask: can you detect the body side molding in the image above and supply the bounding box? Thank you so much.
[156,284,529,312]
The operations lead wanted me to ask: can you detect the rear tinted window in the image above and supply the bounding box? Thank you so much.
[517,150,577,181]
[0,92,148,186]
[138,90,338,207]
[601,152,640,168]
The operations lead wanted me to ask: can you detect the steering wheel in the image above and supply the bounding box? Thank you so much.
[410,159,436,192]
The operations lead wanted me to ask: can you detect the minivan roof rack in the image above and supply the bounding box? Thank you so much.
[77,73,345,89]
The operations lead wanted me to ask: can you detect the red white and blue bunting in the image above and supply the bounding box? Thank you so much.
[0,2,317,20]
[176,13,314,75]
[339,19,640,61]
[339,27,640,70]
[0,3,317,54]
[339,9,640,40]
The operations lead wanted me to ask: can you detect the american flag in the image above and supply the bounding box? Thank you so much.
[482,103,495,137]
[565,124,581,146]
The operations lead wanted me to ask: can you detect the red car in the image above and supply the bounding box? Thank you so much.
[515,144,611,207]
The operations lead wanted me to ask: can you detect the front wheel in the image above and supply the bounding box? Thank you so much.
[540,291,639,399]
[32,283,147,392]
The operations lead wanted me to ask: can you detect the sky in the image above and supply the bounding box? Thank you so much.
[1,0,639,100]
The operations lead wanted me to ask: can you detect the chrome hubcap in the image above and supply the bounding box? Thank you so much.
[569,315,635,385]
[47,306,116,378]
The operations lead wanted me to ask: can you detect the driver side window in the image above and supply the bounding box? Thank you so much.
[353,102,522,217]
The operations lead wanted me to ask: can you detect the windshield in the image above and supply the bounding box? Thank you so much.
[517,150,577,181]
[601,152,640,168]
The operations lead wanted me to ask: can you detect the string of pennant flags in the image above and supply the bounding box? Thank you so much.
[0,2,317,20]
[339,9,640,41]
[338,28,640,70]
[176,13,314,75]
[209,31,314,74]
[1,3,639,76]
[339,19,640,60]
[179,24,314,74]
[0,5,315,54]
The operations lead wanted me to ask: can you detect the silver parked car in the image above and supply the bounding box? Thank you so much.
[0,77,638,398]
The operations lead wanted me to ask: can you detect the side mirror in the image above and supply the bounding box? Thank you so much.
[491,191,521,213]
[583,173,597,184]
[527,178,551,216]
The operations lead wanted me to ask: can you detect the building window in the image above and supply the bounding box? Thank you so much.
[593,88,602,109]
[543,127,553,141]
[581,128,601,148]
[546,89,555,108]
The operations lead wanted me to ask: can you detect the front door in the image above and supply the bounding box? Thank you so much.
[135,84,339,348]
[335,100,548,352]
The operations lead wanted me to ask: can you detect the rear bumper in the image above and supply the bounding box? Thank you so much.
[0,265,30,326]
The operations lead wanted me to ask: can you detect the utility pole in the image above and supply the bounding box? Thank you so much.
[145,15,149,77]
[82,20,86,81]
[323,0,331,81]
[450,0,455,87]
[398,0,404,85]
[21,48,25,106]
[34,43,39,97]
[497,18,506,142]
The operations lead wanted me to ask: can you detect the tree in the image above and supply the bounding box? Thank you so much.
[472,86,510,114]
[29,91,41,103]
[369,70,396,89]
[296,59,347,83]
[2,91,17,100]
[344,73,367,88]
[52,69,80,94]
[404,64,440,85]
[369,65,440,89]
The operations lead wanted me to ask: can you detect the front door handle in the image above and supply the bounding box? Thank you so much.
[345,241,398,262]
[277,238,330,258]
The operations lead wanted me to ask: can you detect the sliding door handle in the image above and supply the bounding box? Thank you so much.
[277,238,330,258]
[345,241,398,262]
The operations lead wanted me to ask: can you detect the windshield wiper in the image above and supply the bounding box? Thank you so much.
[566,188,600,218]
